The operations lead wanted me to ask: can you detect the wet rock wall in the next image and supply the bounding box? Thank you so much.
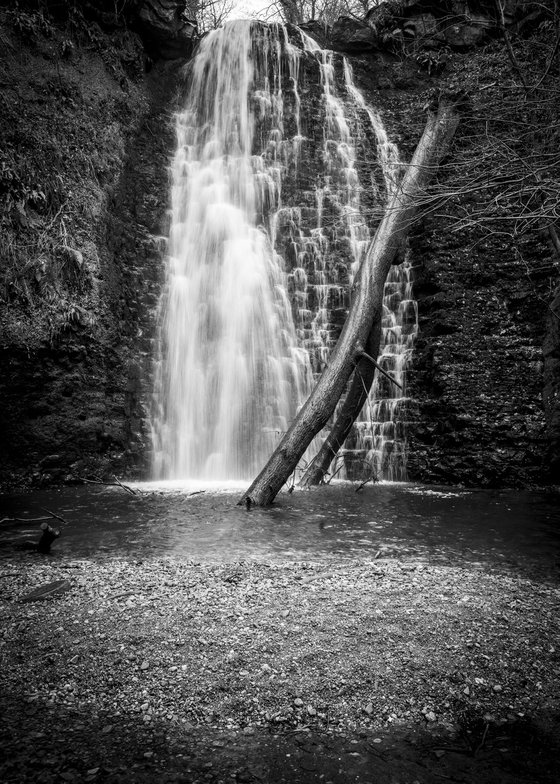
[345,26,557,487]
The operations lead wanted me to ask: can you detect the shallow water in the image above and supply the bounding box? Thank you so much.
[1,482,559,576]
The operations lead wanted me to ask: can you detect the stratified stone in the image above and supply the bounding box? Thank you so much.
[331,17,377,53]
[135,0,197,60]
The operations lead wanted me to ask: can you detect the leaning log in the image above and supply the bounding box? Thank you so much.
[301,320,383,486]
[239,91,466,506]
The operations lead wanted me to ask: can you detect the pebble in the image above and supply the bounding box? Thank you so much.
[4,556,555,777]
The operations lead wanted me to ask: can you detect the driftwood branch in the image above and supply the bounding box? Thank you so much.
[76,476,137,495]
[41,507,69,525]
[113,476,137,495]
[0,516,52,525]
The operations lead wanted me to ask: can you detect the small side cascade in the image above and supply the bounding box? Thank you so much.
[345,251,418,481]
[342,60,401,198]
[283,33,377,373]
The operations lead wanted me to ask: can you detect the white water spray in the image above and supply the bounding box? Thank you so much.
[151,22,313,480]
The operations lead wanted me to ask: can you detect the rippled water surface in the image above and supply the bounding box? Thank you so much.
[1,482,559,575]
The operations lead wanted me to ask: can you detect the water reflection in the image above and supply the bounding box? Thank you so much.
[0,483,558,577]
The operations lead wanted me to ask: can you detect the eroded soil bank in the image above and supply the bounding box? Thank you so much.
[1,555,558,783]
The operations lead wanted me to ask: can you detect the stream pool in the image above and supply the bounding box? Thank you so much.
[1,482,559,576]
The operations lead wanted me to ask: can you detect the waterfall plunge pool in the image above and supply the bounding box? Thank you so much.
[1,483,558,577]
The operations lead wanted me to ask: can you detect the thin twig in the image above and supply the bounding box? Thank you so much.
[357,350,404,390]
[113,476,137,496]
[323,463,344,485]
[0,516,52,525]
[77,476,137,495]
[355,476,373,493]
[41,508,69,525]
[474,722,490,756]
[284,725,312,735]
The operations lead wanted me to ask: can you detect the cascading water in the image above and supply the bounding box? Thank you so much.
[151,22,314,480]
[345,250,418,481]
[151,19,417,483]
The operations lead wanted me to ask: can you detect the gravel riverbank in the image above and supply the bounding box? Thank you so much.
[1,554,559,783]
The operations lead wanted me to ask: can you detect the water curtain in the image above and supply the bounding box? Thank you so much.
[151,20,416,482]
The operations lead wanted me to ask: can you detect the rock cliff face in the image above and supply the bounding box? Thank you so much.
[337,0,560,486]
[0,0,558,490]
[0,1,192,488]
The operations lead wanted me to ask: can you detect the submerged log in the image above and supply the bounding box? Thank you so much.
[239,91,466,506]
[37,522,60,554]
[20,579,70,602]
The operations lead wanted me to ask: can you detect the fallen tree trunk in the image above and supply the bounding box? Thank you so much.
[239,91,466,506]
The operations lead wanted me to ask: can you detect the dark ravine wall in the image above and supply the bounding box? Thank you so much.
[340,1,560,487]
[0,1,192,489]
[0,0,559,491]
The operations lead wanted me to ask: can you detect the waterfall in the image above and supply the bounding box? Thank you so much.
[151,20,416,483]
[151,22,313,480]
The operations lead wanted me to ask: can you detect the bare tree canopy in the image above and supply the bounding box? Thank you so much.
[196,0,236,31]
[258,0,375,26]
